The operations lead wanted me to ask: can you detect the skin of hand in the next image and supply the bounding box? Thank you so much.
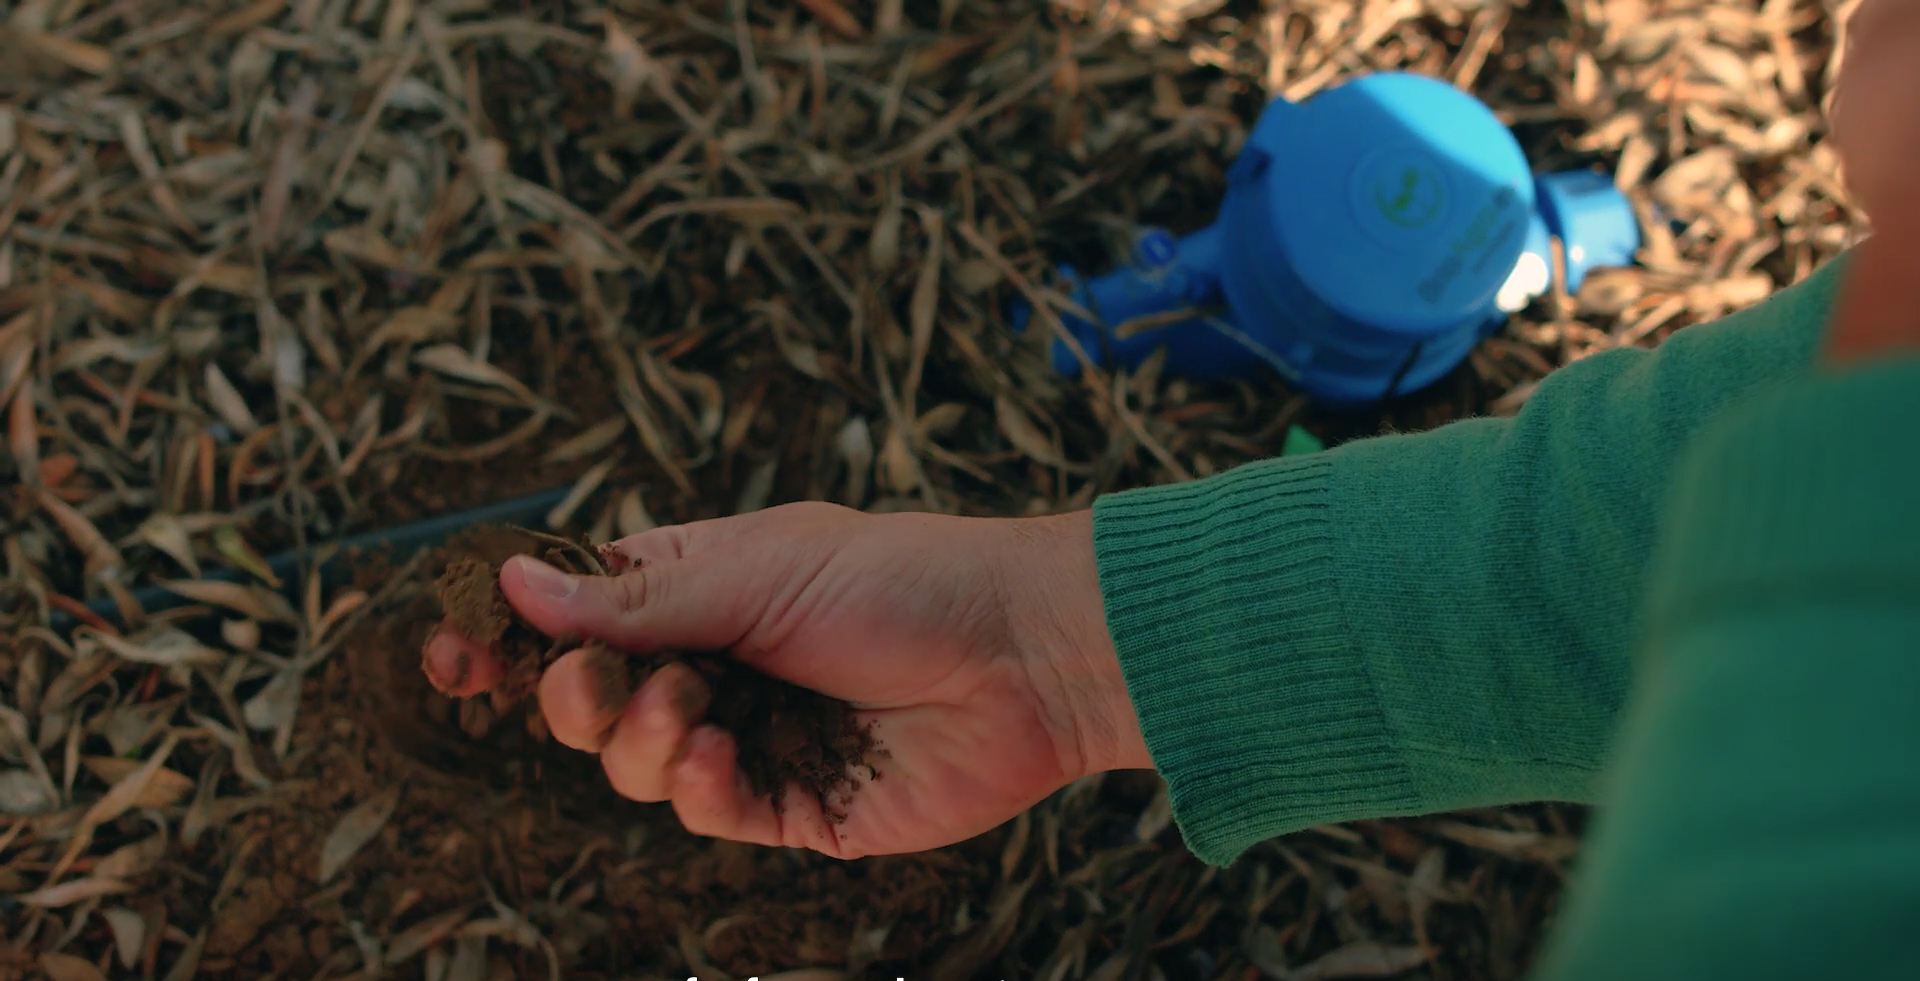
[422,504,1151,858]
[1824,0,1920,363]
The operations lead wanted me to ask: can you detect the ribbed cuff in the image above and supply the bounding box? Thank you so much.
[1647,356,1920,639]
[1092,457,1420,866]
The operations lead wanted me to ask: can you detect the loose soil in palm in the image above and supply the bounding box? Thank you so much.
[425,525,883,819]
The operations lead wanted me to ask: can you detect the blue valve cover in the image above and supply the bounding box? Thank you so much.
[1247,72,1538,336]
[1006,70,1642,407]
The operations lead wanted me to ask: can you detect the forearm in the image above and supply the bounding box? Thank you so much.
[1091,253,1848,865]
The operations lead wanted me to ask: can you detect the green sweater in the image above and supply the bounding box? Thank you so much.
[1091,251,1920,979]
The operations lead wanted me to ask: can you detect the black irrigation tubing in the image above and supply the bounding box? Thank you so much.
[47,485,576,636]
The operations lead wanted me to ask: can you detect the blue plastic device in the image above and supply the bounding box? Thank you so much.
[1009,72,1642,406]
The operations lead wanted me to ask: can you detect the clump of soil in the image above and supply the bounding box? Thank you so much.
[426,525,882,820]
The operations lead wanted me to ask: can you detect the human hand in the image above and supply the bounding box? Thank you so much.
[1824,0,1920,364]
[421,502,1149,858]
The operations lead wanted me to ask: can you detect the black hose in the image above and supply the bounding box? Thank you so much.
[47,486,576,635]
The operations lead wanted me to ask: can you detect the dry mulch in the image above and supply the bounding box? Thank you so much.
[0,1,1866,979]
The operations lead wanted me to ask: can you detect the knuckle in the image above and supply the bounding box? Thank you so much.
[608,565,661,613]
[564,729,607,754]
[546,712,604,753]
[759,500,850,528]
[671,794,728,839]
[601,746,666,802]
[793,500,856,522]
[612,524,693,567]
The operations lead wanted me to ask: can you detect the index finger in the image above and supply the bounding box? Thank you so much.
[419,521,702,698]
[422,624,507,697]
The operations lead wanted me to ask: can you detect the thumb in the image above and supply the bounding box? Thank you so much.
[499,552,759,653]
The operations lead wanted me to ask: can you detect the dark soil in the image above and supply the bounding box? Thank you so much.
[425,526,883,820]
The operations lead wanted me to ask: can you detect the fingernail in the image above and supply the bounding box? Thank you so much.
[514,556,577,600]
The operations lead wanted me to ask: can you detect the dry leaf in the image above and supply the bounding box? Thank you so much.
[879,423,918,496]
[994,394,1064,466]
[904,207,944,401]
[101,905,147,969]
[1431,820,1580,863]
[15,30,113,75]
[796,0,864,38]
[212,525,280,587]
[776,336,827,379]
[314,590,369,643]
[835,416,873,506]
[546,456,617,529]
[1245,924,1291,978]
[0,704,29,751]
[93,834,167,881]
[79,626,225,667]
[222,618,262,651]
[20,876,133,908]
[598,13,653,118]
[1283,942,1431,981]
[162,931,205,981]
[362,305,460,354]
[243,667,304,731]
[325,225,415,271]
[37,488,124,579]
[159,578,299,623]
[1652,146,1739,214]
[869,187,902,273]
[40,650,116,715]
[8,383,38,490]
[616,488,656,537]
[134,515,202,578]
[209,0,288,36]
[0,767,55,815]
[191,712,270,790]
[202,362,261,435]
[385,907,473,964]
[80,757,193,808]
[1133,779,1173,842]
[319,786,402,883]
[916,402,968,440]
[998,811,1029,882]
[414,344,542,406]
[446,935,488,981]
[38,953,107,981]
[1407,846,1450,933]
[539,416,626,464]
[74,735,181,839]
[735,458,779,514]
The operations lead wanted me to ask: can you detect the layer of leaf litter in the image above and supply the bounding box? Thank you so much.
[0,0,1864,979]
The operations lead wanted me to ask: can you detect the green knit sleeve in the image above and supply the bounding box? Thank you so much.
[1091,254,1848,867]
[1527,355,1920,981]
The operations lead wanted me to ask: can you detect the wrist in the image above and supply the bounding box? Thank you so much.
[1006,509,1153,776]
